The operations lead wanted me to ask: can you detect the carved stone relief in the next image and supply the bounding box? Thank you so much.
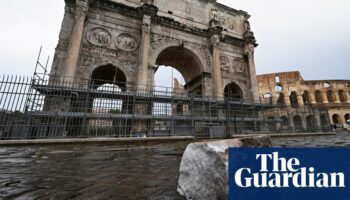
[227,17,236,31]
[87,28,112,47]
[233,59,245,73]
[220,56,231,74]
[210,9,225,27]
[115,33,138,52]
[220,56,247,79]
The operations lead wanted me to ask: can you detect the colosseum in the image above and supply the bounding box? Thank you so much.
[257,71,350,131]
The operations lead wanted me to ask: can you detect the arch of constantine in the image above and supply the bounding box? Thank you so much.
[33,0,264,137]
[2,0,342,140]
[50,0,259,101]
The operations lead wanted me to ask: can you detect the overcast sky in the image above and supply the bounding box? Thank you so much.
[0,0,349,88]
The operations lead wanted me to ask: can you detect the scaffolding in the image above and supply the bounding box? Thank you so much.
[0,72,332,140]
[0,49,331,140]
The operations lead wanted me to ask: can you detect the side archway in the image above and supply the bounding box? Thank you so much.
[90,64,127,91]
[224,82,243,101]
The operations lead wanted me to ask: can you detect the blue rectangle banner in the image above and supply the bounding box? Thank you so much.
[229,148,350,200]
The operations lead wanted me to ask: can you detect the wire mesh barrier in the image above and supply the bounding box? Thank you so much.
[0,74,331,140]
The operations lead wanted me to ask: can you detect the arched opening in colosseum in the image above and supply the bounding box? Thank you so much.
[276,93,285,106]
[306,115,317,131]
[327,90,335,103]
[332,114,341,124]
[302,91,311,105]
[155,46,204,97]
[320,114,330,129]
[290,91,299,108]
[275,84,283,92]
[345,114,350,122]
[280,116,289,130]
[315,90,323,104]
[263,93,273,104]
[224,83,243,101]
[293,115,303,130]
[339,90,348,102]
[267,116,276,132]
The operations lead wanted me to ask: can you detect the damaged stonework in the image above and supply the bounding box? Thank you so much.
[177,136,271,200]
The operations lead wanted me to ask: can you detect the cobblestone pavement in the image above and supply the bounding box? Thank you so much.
[0,142,189,200]
[0,132,349,199]
[272,131,350,147]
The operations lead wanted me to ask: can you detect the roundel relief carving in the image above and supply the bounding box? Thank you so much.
[115,33,138,52]
[87,28,112,47]
[233,59,245,73]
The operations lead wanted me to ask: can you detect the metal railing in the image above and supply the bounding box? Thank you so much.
[0,74,331,140]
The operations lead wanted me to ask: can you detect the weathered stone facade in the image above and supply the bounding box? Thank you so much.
[257,71,350,130]
[50,0,259,102]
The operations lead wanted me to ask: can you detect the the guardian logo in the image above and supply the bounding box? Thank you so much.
[229,148,350,200]
[234,152,345,188]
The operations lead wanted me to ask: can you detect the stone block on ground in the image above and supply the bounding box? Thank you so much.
[177,136,271,200]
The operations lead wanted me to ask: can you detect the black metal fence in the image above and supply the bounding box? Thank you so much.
[0,74,331,140]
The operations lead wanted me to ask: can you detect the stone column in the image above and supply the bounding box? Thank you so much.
[244,43,260,103]
[284,92,291,106]
[63,0,88,83]
[315,114,322,130]
[309,91,316,104]
[133,3,158,134]
[322,92,329,104]
[270,86,277,104]
[211,34,224,99]
[147,65,158,90]
[137,15,152,91]
[297,94,304,107]
[334,91,341,103]
[346,92,350,103]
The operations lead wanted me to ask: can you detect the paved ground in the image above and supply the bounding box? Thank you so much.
[0,131,349,199]
[0,142,189,200]
[272,131,350,147]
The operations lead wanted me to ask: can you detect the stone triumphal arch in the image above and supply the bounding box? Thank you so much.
[41,0,262,137]
[50,0,259,101]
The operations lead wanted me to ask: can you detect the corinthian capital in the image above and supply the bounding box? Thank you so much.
[75,0,89,16]
[210,34,220,46]
[244,43,255,57]
[142,15,151,33]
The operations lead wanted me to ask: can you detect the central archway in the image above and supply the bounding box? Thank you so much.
[152,46,206,136]
[155,46,206,96]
